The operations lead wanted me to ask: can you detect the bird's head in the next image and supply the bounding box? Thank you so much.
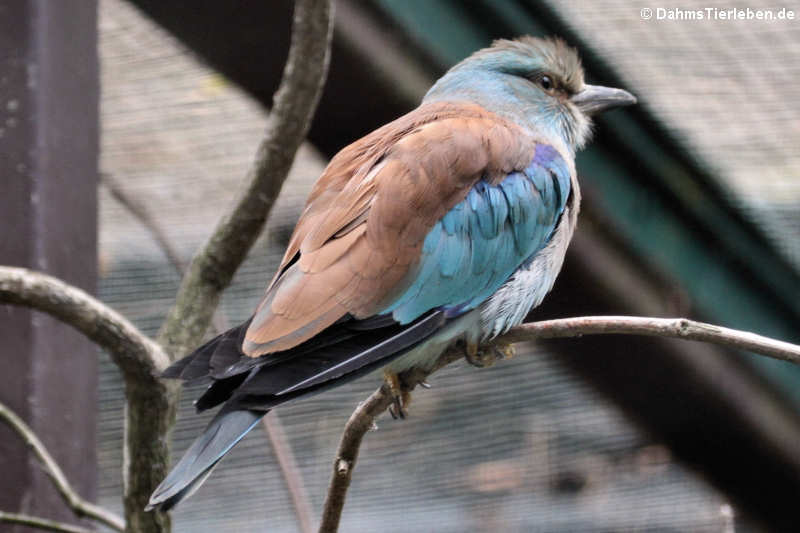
[424,36,636,154]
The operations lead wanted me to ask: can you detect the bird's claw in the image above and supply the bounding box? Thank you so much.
[384,371,410,420]
[464,341,516,368]
[389,395,407,420]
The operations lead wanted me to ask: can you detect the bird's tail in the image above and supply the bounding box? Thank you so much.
[145,408,264,512]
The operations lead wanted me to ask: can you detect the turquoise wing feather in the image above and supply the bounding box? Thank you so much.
[381,144,571,323]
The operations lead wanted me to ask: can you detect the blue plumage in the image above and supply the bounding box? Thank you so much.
[383,144,571,324]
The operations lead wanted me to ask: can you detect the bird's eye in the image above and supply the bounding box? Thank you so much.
[539,75,554,91]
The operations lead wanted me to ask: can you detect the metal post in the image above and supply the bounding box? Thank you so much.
[0,1,99,531]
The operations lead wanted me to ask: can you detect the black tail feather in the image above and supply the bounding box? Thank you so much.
[162,320,252,382]
[194,371,251,412]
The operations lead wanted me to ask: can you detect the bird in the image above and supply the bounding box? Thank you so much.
[146,36,636,511]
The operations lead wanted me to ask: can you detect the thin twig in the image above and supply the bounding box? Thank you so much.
[498,316,800,364]
[0,511,97,533]
[101,173,186,275]
[262,414,316,533]
[0,403,125,531]
[318,315,800,531]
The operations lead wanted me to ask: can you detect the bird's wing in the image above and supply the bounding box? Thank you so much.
[243,101,571,357]
[380,142,572,324]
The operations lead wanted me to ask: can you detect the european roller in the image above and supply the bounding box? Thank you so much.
[147,36,635,511]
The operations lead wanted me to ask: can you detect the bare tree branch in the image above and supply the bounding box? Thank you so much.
[0,402,125,531]
[318,315,800,531]
[0,266,169,379]
[318,386,393,533]
[0,511,97,533]
[500,316,800,364]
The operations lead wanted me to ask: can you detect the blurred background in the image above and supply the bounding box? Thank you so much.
[2,0,800,532]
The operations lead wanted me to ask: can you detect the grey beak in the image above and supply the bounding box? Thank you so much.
[571,84,637,115]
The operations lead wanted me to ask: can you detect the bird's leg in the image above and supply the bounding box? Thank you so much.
[383,370,411,419]
[464,340,516,368]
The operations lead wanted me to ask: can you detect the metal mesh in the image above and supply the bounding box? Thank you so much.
[97,0,738,531]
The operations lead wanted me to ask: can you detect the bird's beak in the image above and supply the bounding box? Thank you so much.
[571,84,637,115]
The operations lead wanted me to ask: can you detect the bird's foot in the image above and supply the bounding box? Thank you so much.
[464,340,516,368]
[384,371,411,420]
